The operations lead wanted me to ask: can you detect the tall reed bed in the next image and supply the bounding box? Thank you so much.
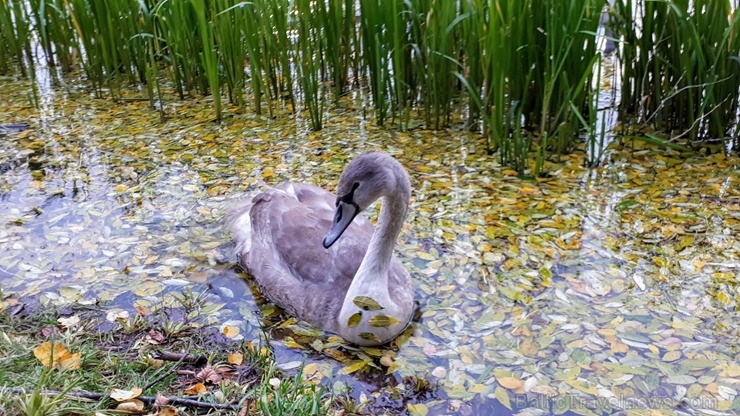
[612,0,740,151]
[0,0,33,77]
[4,0,738,171]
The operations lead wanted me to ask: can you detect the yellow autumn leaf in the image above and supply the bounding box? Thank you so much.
[368,315,400,327]
[494,386,512,409]
[498,377,524,390]
[227,352,244,365]
[33,341,82,370]
[566,379,599,395]
[470,383,486,393]
[156,407,178,416]
[339,360,369,375]
[662,350,681,362]
[283,337,304,349]
[222,325,240,338]
[184,382,207,395]
[33,341,67,367]
[58,353,82,370]
[417,252,436,261]
[115,399,145,412]
[610,340,629,353]
[353,296,384,311]
[358,332,380,343]
[408,403,429,416]
[110,387,143,402]
[347,312,362,328]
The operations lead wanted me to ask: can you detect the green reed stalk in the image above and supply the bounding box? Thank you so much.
[27,0,77,73]
[318,0,354,103]
[415,0,461,129]
[156,0,203,98]
[614,0,740,151]
[215,0,247,109]
[359,0,391,125]
[190,0,222,121]
[265,0,295,112]
[295,0,324,130]
[0,0,32,77]
[459,0,485,128]
[241,1,268,115]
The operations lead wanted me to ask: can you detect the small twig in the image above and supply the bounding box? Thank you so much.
[150,350,207,366]
[7,388,237,410]
[143,343,192,391]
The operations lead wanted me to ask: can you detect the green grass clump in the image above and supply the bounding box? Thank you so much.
[0,302,330,415]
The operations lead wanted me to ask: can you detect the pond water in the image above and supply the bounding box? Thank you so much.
[1,74,739,416]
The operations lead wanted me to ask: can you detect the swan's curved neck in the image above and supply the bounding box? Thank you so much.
[355,191,407,280]
[336,163,410,345]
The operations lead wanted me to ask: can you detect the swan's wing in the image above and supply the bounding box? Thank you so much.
[238,183,375,328]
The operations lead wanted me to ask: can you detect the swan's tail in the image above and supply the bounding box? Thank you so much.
[225,194,257,259]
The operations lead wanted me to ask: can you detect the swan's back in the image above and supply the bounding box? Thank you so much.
[229,182,410,334]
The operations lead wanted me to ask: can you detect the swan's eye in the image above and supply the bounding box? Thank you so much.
[352,182,360,190]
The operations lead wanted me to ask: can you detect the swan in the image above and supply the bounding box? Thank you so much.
[229,151,413,346]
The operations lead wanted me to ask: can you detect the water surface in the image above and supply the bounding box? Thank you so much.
[1,77,739,415]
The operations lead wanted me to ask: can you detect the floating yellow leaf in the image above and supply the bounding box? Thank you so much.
[498,377,524,391]
[283,337,304,349]
[408,403,428,416]
[222,325,240,338]
[347,312,362,328]
[227,352,244,365]
[417,252,436,261]
[662,350,681,362]
[353,296,383,311]
[339,360,368,375]
[368,315,399,327]
[566,379,598,395]
[494,386,512,409]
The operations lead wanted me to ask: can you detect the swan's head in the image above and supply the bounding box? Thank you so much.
[323,151,410,249]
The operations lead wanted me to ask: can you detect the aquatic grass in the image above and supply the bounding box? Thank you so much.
[295,0,324,130]
[318,0,356,104]
[240,1,269,115]
[26,0,78,73]
[358,0,392,125]
[264,0,295,113]
[0,0,33,77]
[458,0,485,128]
[190,0,222,121]
[414,0,463,130]
[6,0,737,169]
[215,0,247,109]
[613,0,740,151]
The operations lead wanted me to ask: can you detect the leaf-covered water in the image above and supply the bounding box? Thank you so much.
[1,77,738,415]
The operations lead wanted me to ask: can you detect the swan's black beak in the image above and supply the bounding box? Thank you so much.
[323,201,359,248]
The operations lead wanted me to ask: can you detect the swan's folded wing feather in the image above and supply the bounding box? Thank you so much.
[243,184,378,328]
